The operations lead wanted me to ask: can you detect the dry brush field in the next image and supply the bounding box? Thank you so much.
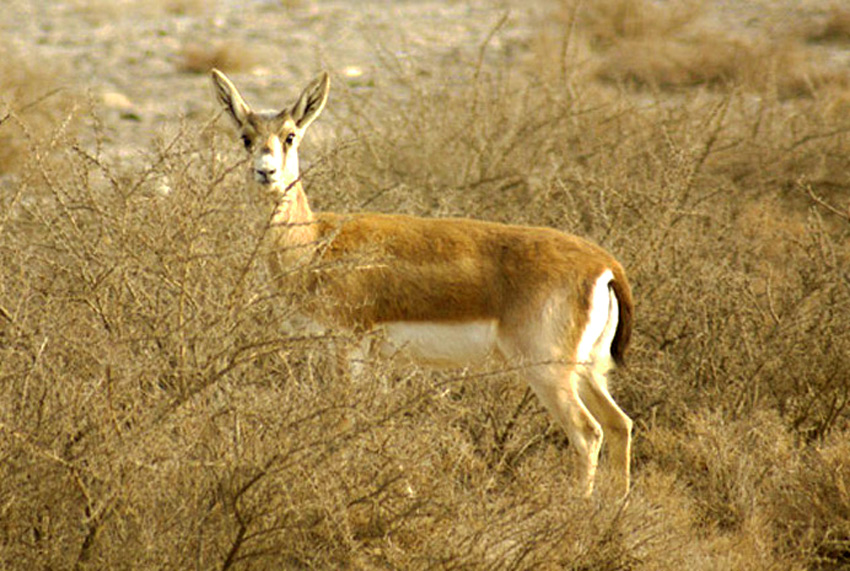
[1,0,850,569]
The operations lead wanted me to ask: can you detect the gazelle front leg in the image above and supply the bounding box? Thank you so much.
[334,332,375,382]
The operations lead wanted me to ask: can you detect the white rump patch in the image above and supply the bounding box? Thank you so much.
[380,320,499,367]
[575,269,618,368]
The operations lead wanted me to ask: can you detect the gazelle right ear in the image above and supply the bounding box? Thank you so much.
[211,68,252,129]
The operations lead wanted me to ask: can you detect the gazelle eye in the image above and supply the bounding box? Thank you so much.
[284,133,295,145]
[241,134,252,149]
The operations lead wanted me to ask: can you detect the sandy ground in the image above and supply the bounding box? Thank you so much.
[2,0,845,164]
[2,0,540,160]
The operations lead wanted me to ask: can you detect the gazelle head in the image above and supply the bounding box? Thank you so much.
[211,69,330,199]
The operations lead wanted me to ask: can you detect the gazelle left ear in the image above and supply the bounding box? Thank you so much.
[291,72,330,131]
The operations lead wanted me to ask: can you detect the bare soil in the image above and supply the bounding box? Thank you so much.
[4,0,844,157]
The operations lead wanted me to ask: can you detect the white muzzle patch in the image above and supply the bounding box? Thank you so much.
[254,153,282,185]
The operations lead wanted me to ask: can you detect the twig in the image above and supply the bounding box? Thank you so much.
[0,87,66,127]
[804,183,850,223]
[560,0,583,83]
[469,11,510,115]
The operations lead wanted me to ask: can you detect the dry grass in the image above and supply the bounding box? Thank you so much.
[1,2,850,568]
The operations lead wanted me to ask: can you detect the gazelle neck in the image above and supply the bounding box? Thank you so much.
[266,179,320,275]
[272,179,314,225]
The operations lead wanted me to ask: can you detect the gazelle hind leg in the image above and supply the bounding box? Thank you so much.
[529,367,604,497]
[578,369,633,496]
[571,270,633,496]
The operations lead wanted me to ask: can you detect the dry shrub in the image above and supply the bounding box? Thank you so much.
[161,0,206,15]
[638,417,787,570]
[2,20,850,568]
[565,0,701,48]
[646,410,794,532]
[597,35,848,97]
[595,33,747,89]
[321,66,595,228]
[803,4,850,44]
[770,435,850,568]
[545,0,850,97]
[0,107,688,568]
[178,42,257,74]
[648,413,850,569]
[0,43,78,174]
[708,92,850,210]
[68,0,207,21]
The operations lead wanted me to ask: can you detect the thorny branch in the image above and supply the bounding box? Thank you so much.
[804,183,850,223]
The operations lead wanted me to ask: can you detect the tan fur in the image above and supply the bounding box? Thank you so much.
[210,69,635,497]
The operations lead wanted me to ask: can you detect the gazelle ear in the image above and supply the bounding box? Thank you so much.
[291,72,330,131]
[211,68,252,129]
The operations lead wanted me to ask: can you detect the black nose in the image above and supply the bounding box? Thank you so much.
[255,168,276,182]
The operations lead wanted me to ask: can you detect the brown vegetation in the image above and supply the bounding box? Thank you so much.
[179,42,257,74]
[549,0,850,97]
[1,0,849,569]
[803,4,850,44]
[0,43,78,175]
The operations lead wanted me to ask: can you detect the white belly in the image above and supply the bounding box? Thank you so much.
[379,320,499,367]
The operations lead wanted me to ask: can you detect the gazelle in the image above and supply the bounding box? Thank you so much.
[211,69,635,497]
